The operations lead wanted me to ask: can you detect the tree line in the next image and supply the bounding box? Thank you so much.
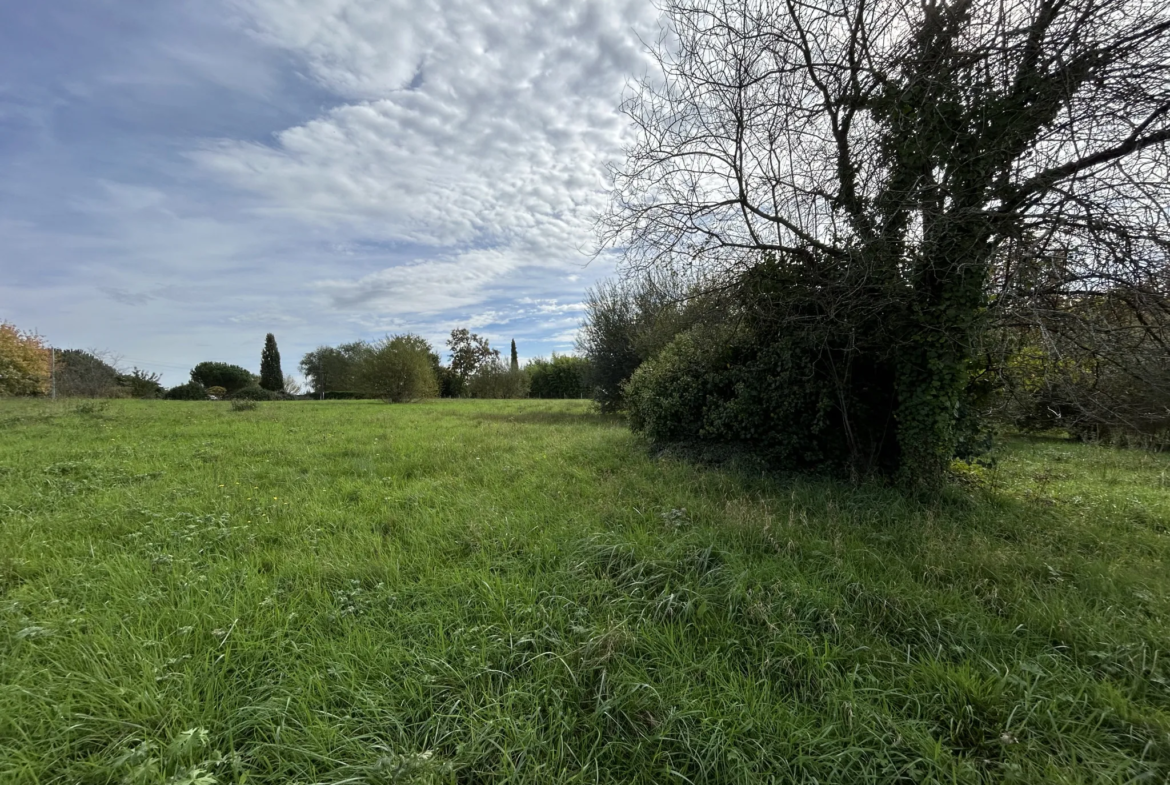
[298,329,590,400]
[0,324,591,402]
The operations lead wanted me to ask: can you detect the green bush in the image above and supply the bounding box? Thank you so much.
[625,323,904,474]
[190,362,254,393]
[527,355,591,399]
[579,277,724,412]
[55,349,120,397]
[357,334,439,402]
[230,399,259,412]
[164,381,208,400]
[228,385,279,401]
[206,386,227,399]
[466,361,528,399]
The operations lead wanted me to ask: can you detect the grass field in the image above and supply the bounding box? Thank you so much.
[1,398,1168,784]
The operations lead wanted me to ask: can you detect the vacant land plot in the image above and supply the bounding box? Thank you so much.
[1,399,1168,783]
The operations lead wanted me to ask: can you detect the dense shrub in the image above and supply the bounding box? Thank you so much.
[56,349,120,397]
[527,355,591,399]
[206,386,227,399]
[466,360,528,399]
[579,277,722,411]
[228,385,279,401]
[190,362,254,393]
[357,334,439,402]
[625,323,904,475]
[165,381,208,400]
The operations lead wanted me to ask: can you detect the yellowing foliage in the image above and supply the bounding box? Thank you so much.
[0,321,50,396]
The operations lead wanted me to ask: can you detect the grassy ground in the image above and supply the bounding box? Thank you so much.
[1,398,1168,784]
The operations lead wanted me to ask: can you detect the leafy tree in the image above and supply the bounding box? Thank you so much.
[190,362,254,393]
[56,349,120,397]
[0,321,49,396]
[282,374,302,395]
[446,328,499,395]
[357,334,440,402]
[259,333,283,391]
[299,341,371,397]
[604,0,1170,482]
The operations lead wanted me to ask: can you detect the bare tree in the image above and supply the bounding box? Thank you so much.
[603,0,1170,478]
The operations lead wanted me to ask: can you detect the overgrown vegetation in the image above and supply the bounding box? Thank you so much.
[1,398,1168,783]
[600,0,1170,483]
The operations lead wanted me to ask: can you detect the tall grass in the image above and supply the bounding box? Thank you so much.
[1,399,1168,783]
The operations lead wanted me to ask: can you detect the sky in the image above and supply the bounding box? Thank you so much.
[0,0,661,386]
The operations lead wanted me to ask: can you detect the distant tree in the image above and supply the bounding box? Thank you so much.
[466,358,529,399]
[510,339,519,372]
[446,328,499,395]
[118,368,164,399]
[259,333,283,391]
[282,374,302,395]
[357,334,440,402]
[56,349,120,397]
[190,362,254,393]
[299,341,370,397]
[165,380,208,400]
[0,321,50,396]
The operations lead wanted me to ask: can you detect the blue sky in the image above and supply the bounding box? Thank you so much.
[0,0,658,385]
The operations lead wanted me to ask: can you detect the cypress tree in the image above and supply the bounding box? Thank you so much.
[259,333,283,391]
[510,339,519,372]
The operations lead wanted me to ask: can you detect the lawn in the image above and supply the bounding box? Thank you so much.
[1,398,1168,784]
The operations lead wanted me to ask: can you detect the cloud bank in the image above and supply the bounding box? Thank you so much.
[0,0,660,383]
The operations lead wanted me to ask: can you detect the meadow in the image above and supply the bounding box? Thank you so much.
[1,398,1168,784]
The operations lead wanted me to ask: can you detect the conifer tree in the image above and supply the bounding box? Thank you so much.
[510,339,519,372]
[259,333,283,391]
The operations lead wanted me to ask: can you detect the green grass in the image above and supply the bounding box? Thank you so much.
[1,398,1168,784]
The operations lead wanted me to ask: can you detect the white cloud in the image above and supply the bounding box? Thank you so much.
[197,0,659,313]
[315,248,521,313]
[3,1,652,382]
